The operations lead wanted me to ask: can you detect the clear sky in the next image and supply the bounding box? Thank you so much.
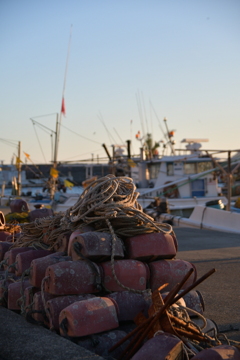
[1,0,240,165]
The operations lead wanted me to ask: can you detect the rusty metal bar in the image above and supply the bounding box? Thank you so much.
[122,269,194,360]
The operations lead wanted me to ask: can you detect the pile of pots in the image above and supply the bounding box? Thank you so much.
[0,223,239,359]
[1,172,240,360]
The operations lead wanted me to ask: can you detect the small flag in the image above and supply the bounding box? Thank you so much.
[50,168,59,178]
[135,131,141,139]
[61,97,66,116]
[127,158,136,168]
[15,157,23,165]
[64,179,74,189]
[23,152,30,159]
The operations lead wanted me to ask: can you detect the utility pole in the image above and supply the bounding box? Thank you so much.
[17,141,21,196]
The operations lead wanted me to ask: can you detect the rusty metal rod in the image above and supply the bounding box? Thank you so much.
[173,326,207,342]
[110,267,215,358]
[168,313,208,338]
[117,328,144,360]
[162,267,195,305]
[109,283,169,353]
[172,268,216,305]
[122,269,194,360]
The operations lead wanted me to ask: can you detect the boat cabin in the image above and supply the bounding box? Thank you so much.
[135,139,223,202]
[145,155,218,198]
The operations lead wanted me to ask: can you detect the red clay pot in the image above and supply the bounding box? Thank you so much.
[148,259,197,292]
[15,249,54,276]
[70,231,124,262]
[106,290,151,321]
[0,242,13,261]
[24,286,40,314]
[44,260,101,295]
[29,208,53,222]
[131,332,184,360]
[0,277,19,307]
[30,291,55,323]
[98,259,149,292]
[45,294,95,330]
[29,252,71,288]
[67,226,94,257]
[0,231,12,242]
[8,279,31,310]
[3,247,34,273]
[9,199,29,213]
[59,297,119,337]
[124,232,177,262]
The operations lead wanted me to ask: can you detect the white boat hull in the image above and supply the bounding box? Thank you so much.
[159,205,240,234]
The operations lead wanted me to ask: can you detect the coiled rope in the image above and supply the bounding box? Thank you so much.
[11,175,174,254]
[61,174,173,238]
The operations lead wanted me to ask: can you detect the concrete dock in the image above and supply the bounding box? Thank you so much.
[0,226,239,359]
[175,227,240,342]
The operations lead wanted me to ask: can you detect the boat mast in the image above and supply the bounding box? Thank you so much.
[49,113,59,199]
[163,118,175,155]
[49,26,72,199]
[56,25,72,162]
[17,141,21,196]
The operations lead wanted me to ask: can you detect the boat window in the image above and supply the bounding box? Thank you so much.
[184,163,196,174]
[197,161,212,173]
[148,164,160,179]
[167,163,174,176]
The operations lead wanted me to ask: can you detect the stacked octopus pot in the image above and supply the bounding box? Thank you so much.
[0,176,239,360]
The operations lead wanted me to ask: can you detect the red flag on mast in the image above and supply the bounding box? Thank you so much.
[61,97,66,116]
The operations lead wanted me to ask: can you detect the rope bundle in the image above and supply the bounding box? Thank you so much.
[3,223,21,235]
[12,214,65,249]
[62,174,172,238]
[12,174,173,249]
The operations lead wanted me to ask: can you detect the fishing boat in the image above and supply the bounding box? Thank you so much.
[135,138,228,216]
[158,205,240,234]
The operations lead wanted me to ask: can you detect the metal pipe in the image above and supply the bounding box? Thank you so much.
[102,144,112,161]
[126,140,131,159]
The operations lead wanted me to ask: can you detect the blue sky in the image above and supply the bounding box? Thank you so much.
[1,0,240,164]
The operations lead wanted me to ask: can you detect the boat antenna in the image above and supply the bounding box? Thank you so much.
[136,90,145,139]
[141,91,149,135]
[149,99,154,141]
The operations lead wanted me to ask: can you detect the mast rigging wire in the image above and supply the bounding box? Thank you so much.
[113,127,125,146]
[0,138,19,149]
[98,112,117,144]
[150,101,169,143]
[60,124,102,145]
[32,123,47,163]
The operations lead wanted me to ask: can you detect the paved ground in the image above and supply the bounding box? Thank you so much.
[174,227,240,343]
[0,226,239,359]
